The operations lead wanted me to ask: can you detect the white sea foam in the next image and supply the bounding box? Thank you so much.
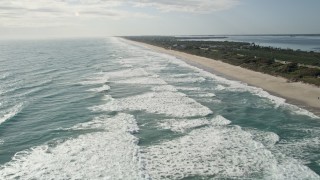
[94,67,169,85]
[157,115,231,133]
[0,103,23,125]
[282,104,319,119]
[118,57,167,72]
[164,76,206,83]
[196,92,216,98]
[246,129,280,148]
[83,68,150,86]
[264,158,320,180]
[116,76,167,85]
[276,136,320,165]
[176,86,202,91]
[211,115,231,126]
[102,94,113,101]
[169,73,201,78]
[144,62,168,72]
[0,113,149,179]
[151,85,177,92]
[87,85,110,92]
[104,68,149,79]
[215,84,227,91]
[80,78,108,85]
[157,118,210,133]
[142,125,319,179]
[91,91,212,118]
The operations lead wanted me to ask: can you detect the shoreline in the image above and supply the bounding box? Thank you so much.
[123,38,320,117]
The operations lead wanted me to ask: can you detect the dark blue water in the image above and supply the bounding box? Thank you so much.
[0,38,319,179]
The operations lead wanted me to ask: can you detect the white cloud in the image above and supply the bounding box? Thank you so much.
[133,0,239,13]
[0,0,239,27]
[0,0,141,27]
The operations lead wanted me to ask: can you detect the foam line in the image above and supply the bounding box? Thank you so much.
[196,93,216,98]
[91,91,212,118]
[87,85,110,92]
[103,68,149,79]
[215,84,227,91]
[157,118,210,133]
[157,115,231,133]
[282,104,319,119]
[80,78,108,85]
[176,87,202,91]
[0,103,23,126]
[168,73,201,78]
[116,76,167,85]
[164,76,206,83]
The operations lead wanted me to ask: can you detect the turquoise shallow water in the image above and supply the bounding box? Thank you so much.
[0,38,320,179]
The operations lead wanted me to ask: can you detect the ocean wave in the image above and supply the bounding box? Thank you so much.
[80,77,108,85]
[157,118,210,133]
[0,103,23,126]
[102,68,149,79]
[142,125,319,179]
[151,85,177,92]
[157,115,231,133]
[90,91,213,118]
[164,76,206,83]
[245,128,280,148]
[195,92,216,98]
[0,79,53,97]
[215,84,227,91]
[168,73,202,78]
[275,125,320,165]
[0,113,149,179]
[116,76,167,85]
[281,104,319,119]
[176,86,202,91]
[0,72,11,80]
[278,136,320,164]
[87,85,110,93]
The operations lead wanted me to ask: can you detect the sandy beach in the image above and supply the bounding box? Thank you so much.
[124,39,320,116]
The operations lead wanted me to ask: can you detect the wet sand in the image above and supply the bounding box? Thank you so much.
[124,39,320,116]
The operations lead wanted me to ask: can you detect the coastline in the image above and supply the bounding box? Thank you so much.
[123,38,320,117]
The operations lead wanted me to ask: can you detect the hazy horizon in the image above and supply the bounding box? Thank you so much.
[1,0,320,40]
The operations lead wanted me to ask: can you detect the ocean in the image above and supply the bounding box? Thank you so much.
[0,37,319,179]
[178,35,320,52]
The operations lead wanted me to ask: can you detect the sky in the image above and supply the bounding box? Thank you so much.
[0,0,320,39]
